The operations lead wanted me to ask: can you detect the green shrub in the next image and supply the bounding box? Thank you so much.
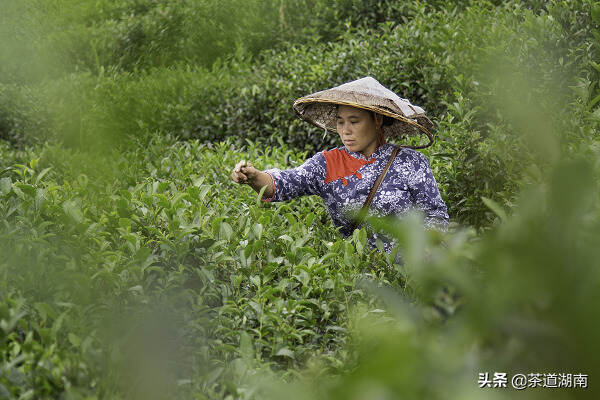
[6,0,598,229]
[0,0,420,81]
[1,135,402,397]
[0,85,50,147]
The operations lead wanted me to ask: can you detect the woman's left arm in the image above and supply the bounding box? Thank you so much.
[407,151,449,230]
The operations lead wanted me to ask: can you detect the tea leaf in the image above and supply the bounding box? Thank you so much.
[0,177,12,196]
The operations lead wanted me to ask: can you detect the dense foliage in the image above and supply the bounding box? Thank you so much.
[1,0,600,398]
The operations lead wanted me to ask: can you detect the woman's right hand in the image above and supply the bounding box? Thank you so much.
[231,160,275,198]
[232,160,259,184]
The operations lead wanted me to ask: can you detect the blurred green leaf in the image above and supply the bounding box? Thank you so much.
[0,177,11,196]
[275,347,294,358]
[62,200,84,223]
[481,196,507,222]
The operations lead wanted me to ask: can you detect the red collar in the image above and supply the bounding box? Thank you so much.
[323,148,376,186]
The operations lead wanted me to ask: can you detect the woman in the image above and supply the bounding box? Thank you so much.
[231,77,448,253]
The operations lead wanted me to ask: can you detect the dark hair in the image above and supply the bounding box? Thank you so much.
[374,113,395,127]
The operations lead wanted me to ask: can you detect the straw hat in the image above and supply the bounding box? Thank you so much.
[293,77,435,149]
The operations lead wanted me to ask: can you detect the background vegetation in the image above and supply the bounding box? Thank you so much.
[1,0,599,398]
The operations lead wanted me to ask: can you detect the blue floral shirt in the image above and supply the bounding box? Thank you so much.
[263,143,448,252]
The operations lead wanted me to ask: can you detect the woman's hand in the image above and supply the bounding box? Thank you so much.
[231,160,275,198]
[232,160,259,184]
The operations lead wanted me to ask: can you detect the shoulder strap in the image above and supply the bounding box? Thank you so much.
[349,146,400,233]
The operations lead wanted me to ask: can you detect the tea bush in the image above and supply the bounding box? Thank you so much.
[1,136,406,398]
[0,85,50,147]
[2,0,600,398]
[3,133,600,399]
[2,1,598,227]
[0,0,439,82]
[10,0,593,227]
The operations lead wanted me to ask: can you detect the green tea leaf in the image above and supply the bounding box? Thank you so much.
[63,200,84,223]
[68,333,81,347]
[239,332,254,364]
[219,221,233,241]
[34,302,57,322]
[0,177,12,195]
[35,188,46,210]
[35,167,52,184]
[275,347,294,358]
[481,196,507,222]
[294,269,310,286]
[252,223,263,240]
[256,185,268,205]
[249,275,261,288]
[14,182,35,198]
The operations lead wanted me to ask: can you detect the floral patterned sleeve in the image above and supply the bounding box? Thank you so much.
[406,151,449,230]
[261,152,326,202]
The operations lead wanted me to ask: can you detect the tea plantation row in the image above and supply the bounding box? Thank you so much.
[1,136,414,398]
[2,133,600,399]
[2,0,599,228]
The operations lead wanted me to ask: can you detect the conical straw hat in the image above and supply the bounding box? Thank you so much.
[293,77,435,149]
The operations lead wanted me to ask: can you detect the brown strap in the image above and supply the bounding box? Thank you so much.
[349,146,401,232]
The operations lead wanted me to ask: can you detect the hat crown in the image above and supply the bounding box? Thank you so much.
[336,76,397,102]
[301,76,425,118]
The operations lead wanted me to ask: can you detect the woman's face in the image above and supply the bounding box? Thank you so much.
[336,105,380,157]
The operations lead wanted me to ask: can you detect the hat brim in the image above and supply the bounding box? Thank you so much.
[293,99,435,149]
